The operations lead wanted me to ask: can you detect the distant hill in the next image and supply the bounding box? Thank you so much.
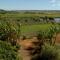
[0,9,60,13]
[13,10,60,13]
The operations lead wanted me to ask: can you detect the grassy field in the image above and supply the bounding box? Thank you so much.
[20,23,59,36]
[0,12,60,17]
[21,24,51,33]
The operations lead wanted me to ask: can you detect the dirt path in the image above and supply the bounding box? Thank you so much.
[17,34,60,60]
[55,33,60,44]
[18,47,32,60]
[17,37,39,60]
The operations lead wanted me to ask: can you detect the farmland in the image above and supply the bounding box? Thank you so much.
[0,10,60,60]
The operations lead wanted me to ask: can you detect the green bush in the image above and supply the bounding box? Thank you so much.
[0,20,21,45]
[31,44,59,60]
[0,41,17,60]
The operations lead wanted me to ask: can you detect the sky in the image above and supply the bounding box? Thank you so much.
[0,0,60,10]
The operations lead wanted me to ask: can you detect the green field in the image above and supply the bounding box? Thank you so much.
[20,23,59,36]
[21,24,51,33]
[0,12,60,17]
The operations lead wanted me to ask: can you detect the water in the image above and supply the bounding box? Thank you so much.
[54,18,60,23]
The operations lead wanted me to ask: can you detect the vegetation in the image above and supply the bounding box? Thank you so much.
[0,41,17,60]
[0,10,60,60]
[31,43,60,60]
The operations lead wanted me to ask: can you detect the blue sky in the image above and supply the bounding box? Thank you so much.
[0,0,60,10]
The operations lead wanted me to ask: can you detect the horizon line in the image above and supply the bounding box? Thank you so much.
[0,9,60,11]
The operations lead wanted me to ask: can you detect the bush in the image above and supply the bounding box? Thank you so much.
[0,20,21,45]
[31,43,59,60]
[0,41,17,60]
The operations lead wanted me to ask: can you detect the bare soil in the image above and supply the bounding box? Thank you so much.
[18,34,60,60]
[55,33,60,44]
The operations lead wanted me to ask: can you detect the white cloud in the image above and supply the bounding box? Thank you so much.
[50,0,60,7]
[50,0,56,3]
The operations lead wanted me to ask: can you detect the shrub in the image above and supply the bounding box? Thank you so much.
[0,20,21,45]
[0,41,17,60]
[31,43,59,60]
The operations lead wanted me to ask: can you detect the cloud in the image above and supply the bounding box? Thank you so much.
[50,0,56,3]
[50,0,60,7]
